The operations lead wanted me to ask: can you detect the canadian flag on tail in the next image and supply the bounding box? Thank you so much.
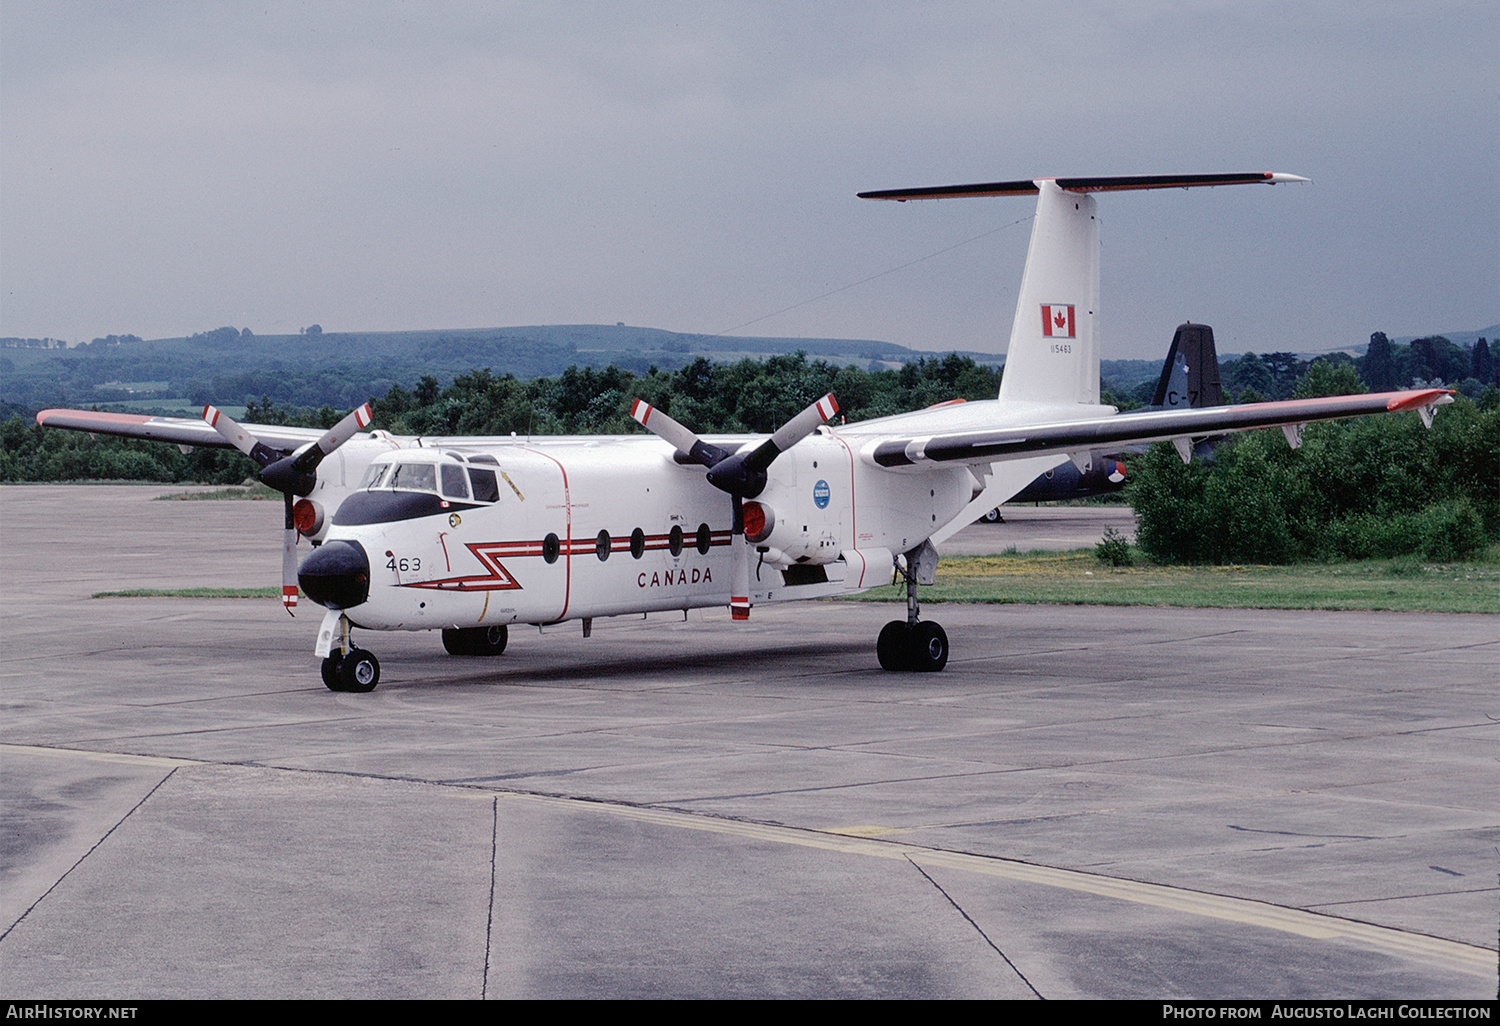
[1040,304,1075,339]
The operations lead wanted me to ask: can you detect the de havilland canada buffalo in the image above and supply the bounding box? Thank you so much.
[38,172,1453,691]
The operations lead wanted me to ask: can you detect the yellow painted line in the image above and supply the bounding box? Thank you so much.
[11,745,1487,974]
[500,791,1494,974]
[1,743,199,769]
[909,849,1489,970]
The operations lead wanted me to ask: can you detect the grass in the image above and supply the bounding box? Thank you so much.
[841,547,1500,614]
[91,548,1499,614]
[93,587,282,599]
[153,482,280,501]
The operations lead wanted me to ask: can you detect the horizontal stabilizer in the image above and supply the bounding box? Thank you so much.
[859,172,1308,202]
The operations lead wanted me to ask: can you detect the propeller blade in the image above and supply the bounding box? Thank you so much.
[203,402,375,612]
[629,399,731,468]
[291,403,374,477]
[729,497,751,621]
[706,393,839,497]
[282,494,299,615]
[202,405,283,469]
[756,393,839,472]
[260,402,373,497]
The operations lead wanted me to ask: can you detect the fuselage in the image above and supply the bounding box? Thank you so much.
[299,426,979,631]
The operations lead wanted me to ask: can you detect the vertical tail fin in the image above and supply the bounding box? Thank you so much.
[1150,322,1225,409]
[997,181,1101,407]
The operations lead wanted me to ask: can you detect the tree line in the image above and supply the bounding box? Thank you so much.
[1129,361,1497,563]
[3,348,1495,564]
[0,353,1000,484]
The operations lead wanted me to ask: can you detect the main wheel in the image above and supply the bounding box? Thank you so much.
[321,651,346,691]
[877,620,911,671]
[981,507,1002,523]
[442,625,509,656]
[338,648,380,693]
[442,628,472,656]
[909,621,949,672]
[472,625,507,656]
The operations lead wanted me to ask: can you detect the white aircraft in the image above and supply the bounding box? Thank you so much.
[38,172,1453,691]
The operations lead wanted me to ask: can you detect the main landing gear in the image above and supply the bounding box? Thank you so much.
[442,625,509,657]
[877,544,948,672]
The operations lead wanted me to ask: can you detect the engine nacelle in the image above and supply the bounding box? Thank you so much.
[742,500,775,544]
[293,498,326,539]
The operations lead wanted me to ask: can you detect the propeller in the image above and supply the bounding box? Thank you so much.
[204,402,373,614]
[630,394,839,620]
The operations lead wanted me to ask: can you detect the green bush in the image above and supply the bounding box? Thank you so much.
[1129,393,1498,564]
[1095,527,1133,566]
[1419,498,1486,561]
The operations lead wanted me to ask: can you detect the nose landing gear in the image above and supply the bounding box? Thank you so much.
[317,610,380,692]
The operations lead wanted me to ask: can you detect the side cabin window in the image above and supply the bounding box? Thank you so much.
[468,468,501,503]
[440,463,470,500]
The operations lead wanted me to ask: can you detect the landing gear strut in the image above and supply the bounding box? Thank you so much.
[877,543,948,672]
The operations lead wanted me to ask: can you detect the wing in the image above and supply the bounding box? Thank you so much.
[865,389,1453,469]
[34,408,332,454]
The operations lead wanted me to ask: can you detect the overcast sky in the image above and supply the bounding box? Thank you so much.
[2,1,1495,359]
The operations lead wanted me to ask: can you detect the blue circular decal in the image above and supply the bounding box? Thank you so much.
[812,479,831,509]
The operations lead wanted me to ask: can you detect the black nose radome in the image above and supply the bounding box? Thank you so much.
[298,540,370,610]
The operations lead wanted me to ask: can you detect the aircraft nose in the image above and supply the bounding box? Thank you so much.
[298,540,370,610]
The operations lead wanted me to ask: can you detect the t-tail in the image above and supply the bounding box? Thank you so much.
[859,172,1306,409]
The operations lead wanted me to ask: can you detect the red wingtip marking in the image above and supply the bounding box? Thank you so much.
[1385,388,1453,412]
[37,409,155,427]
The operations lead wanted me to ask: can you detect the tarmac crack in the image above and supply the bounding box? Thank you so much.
[481,796,499,1000]
[0,765,179,944]
[904,854,1043,999]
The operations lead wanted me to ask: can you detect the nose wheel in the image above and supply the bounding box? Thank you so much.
[322,647,380,692]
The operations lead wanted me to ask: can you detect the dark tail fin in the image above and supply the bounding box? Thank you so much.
[1150,322,1224,409]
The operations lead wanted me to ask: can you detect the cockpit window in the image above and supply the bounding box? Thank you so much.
[359,462,391,489]
[388,462,437,493]
[468,467,500,503]
[440,463,470,500]
[358,458,500,502]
